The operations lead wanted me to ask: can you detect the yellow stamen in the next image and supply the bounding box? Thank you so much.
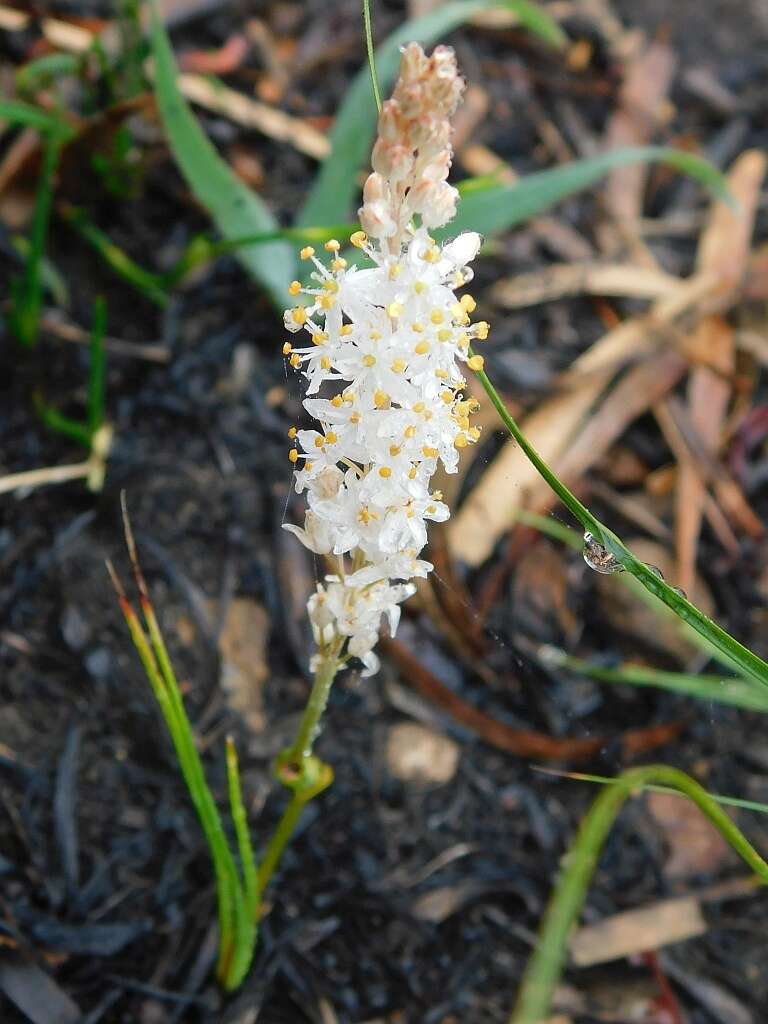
[323,279,339,294]
[320,356,331,369]
[289,354,301,368]
[414,341,430,355]
[379,466,392,479]
[374,389,389,409]
[468,354,485,372]
[350,230,367,248]
[430,310,444,325]
[362,354,376,368]
[326,431,338,444]
[387,301,403,318]
[319,295,335,310]
[331,395,343,408]
[282,342,292,355]
[324,238,340,252]
[474,321,490,340]
[389,445,401,457]
[288,426,297,439]
[454,434,468,448]
[391,358,406,373]
[288,448,299,463]
[340,324,353,336]
[291,306,307,326]
[414,281,426,294]
[288,280,302,296]
[404,426,416,439]
[299,246,315,260]
[422,446,438,459]
[460,294,477,312]
[388,264,403,280]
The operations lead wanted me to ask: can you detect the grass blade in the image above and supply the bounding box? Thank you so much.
[298,0,565,230]
[87,297,107,437]
[0,99,74,136]
[473,361,768,688]
[61,204,169,307]
[8,133,63,347]
[509,766,768,1023]
[541,649,768,713]
[449,146,731,237]
[147,0,293,305]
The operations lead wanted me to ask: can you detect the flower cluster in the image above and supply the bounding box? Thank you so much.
[282,43,489,676]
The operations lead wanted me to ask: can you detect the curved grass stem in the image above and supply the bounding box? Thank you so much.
[471,358,768,688]
[510,765,768,1023]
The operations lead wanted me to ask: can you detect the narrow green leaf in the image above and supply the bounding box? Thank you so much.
[0,99,74,137]
[510,766,768,1023]
[449,145,731,237]
[472,360,768,688]
[542,649,768,713]
[8,134,63,347]
[298,0,565,229]
[147,0,293,305]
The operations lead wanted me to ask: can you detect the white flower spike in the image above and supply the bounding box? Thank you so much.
[283,43,488,676]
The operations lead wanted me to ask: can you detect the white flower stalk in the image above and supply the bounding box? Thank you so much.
[283,43,489,677]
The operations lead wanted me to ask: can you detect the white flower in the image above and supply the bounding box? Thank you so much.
[282,43,488,677]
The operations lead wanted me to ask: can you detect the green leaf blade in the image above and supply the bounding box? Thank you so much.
[147,2,293,305]
[449,145,732,237]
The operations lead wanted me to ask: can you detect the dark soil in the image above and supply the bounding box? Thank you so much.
[2,1,768,1022]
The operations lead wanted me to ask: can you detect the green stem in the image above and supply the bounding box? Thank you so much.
[472,358,768,687]
[87,297,107,437]
[284,651,341,764]
[362,0,382,114]
[510,765,768,1024]
[253,651,339,914]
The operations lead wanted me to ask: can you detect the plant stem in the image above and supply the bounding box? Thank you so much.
[472,358,768,687]
[285,651,340,763]
[509,765,768,1024]
[253,651,340,916]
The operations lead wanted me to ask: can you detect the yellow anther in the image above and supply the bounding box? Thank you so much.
[324,239,340,252]
[424,410,433,421]
[362,354,377,368]
[343,390,355,403]
[454,434,469,448]
[391,358,406,373]
[430,310,444,325]
[437,328,452,342]
[374,389,390,409]
[451,303,470,325]
[312,331,328,346]
[288,280,302,296]
[460,294,477,312]
[282,342,292,355]
[389,445,401,457]
[411,322,425,333]
[435,369,449,380]
[474,321,490,340]
[441,391,453,405]
[414,341,430,355]
[414,281,426,294]
[323,279,339,293]
[299,246,315,260]
[314,437,325,448]
[422,446,439,459]
[387,301,403,318]
[326,431,338,444]
[359,506,372,524]
[457,415,470,430]
[350,412,361,424]
[288,448,299,463]
[379,466,392,479]
[388,264,403,280]
[468,427,481,441]
[468,354,485,372]
[350,230,367,248]
[331,395,343,408]
[432,490,444,501]
[340,324,353,336]
[319,295,335,310]
[454,271,465,288]
[369,330,382,341]
[421,245,440,263]
[331,257,348,271]
[413,402,425,413]
[288,426,297,439]
[457,332,470,350]
[291,306,307,326]
[404,425,416,439]
[320,356,331,369]
[289,353,301,368]
[426,505,436,515]
[408,467,417,480]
